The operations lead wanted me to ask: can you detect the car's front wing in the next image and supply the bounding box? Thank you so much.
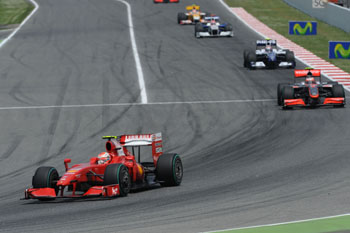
[251,61,293,68]
[284,97,345,107]
[196,31,233,38]
[23,184,120,200]
[154,0,179,3]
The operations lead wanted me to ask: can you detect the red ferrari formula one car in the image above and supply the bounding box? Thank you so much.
[154,0,179,3]
[24,133,183,200]
[277,68,345,109]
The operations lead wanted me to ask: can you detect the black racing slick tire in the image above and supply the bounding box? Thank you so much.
[104,164,131,197]
[243,50,254,68]
[332,84,345,98]
[286,51,296,68]
[243,50,249,67]
[282,86,294,99]
[156,154,183,187]
[32,166,59,199]
[247,52,256,70]
[177,12,186,24]
[195,23,204,38]
[277,83,289,106]
[332,84,345,108]
[282,86,294,109]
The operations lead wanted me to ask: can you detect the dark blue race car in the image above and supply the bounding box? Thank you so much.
[243,39,296,69]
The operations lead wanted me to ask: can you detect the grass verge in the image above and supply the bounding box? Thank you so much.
[0,0,34,26]
[225,0,350,73]
[214,215,350,233]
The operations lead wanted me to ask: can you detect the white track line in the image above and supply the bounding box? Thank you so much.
[202,213,350,233]
[0,99,275,111]
[0,0,39,49]
[114,0,148,104]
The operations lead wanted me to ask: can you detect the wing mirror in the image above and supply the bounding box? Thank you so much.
[64,158,71,171]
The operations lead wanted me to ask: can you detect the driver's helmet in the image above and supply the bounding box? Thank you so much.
[97,152,111,164]
[211,18,216,24]
[265,45,272,51]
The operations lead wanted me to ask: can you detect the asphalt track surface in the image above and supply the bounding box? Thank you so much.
[0,0,349,232]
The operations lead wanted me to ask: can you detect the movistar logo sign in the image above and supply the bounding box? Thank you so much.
[334,43,350,58]
[328,41,350,59]
[289,21,317,35]
[329,42,350,59]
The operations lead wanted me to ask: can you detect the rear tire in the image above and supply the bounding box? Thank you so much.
[156,154,183,186]
[104,164,131,197]
[32,166,59,200]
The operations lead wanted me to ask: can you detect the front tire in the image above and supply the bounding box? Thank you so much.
[282,86,294,109]
[157,154,183,186]
[195,23,204,38]
[177,12,187,24]
[247,52,256,70]
[104,164,131,197]
[277,83,289,106]
[32,166,59,200]
[332,84,345,98]
[332,84,345,108]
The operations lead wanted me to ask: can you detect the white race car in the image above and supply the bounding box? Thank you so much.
[195,16,233,38]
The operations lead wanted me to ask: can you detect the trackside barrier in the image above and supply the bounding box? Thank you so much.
[283,0,350,32]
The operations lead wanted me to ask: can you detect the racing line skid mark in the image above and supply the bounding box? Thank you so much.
[227,6,350,92]
[0,99,275,111]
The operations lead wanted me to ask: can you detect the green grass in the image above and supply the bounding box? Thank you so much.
[225,0,350,73]
[0,0,34,26]
[214,215,350,233]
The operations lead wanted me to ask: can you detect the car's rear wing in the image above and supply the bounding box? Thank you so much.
[256,39,277,46]
[205,16,220,21]
[186,5,200,10]
[294,69,321,77]
[103,133,163,164]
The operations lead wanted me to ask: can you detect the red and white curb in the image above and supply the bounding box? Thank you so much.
[231,7,350,92]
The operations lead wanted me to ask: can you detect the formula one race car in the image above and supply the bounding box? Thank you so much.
[244,39,296,69]
[154,0,179,3]
[278,68,345,109]
[24,133,183,201]
[195,16,233,38]
[177,4,208,25]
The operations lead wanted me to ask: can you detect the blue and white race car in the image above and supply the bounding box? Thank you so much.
[194,16,233,38]
[243,39,296,69]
